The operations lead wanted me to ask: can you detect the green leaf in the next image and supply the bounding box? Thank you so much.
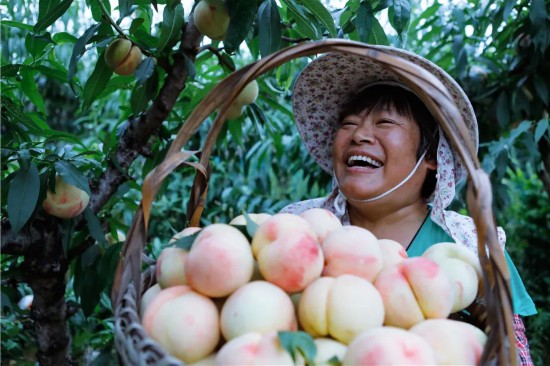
[20,68,46,114]
[157,3,184,52]
[34,0,73,33]
[129,18,145,35]
[1,97,44,135]
[355,2,374,43]
[278,331,317,365]
[130,69,159,115]
[183,53,197,81]
[296,0,336,37]
[68,23,102,83]
[170,231,200,251]
[496,92,510,128]
[282,0,320,39]
[7,164,40,234]
[34,64,69,83]
[52,31,77,44]
[1,20,33,31]
[452,35,467,79]
[243,212,260,237]
[98,242,124,296]
[82,50,113,108]
[258,0,282,58]
[225,0,259,53]
[135,56,155,86]
[368,16,388,45]
[388,0,410,35]
[1,64,23,78]
[25,32,54,57]
[534,119,549,143]
[54,161,91,196]
[119,0,135,18]
[84,208,107,246]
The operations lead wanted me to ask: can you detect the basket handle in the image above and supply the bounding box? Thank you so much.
[111,39,516,366]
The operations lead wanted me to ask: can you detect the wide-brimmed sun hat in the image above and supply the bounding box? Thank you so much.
[291,46,487,250]
[292,45,478,183]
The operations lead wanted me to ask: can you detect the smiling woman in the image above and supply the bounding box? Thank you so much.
[281,46,537,366]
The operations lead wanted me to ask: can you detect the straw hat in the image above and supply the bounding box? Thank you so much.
[292,45,478,185]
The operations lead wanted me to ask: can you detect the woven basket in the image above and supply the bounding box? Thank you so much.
[111,39,517,366]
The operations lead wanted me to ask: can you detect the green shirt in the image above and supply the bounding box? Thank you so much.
[407,215,537,316]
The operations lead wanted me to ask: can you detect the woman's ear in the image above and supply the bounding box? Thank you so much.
[424,157,437,171]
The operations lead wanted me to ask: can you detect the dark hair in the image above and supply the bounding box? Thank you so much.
[339,84,439,199]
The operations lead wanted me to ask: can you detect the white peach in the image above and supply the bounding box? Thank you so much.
[314,338,347,365]
[298,275,385,344]
[422,242,482,312]
[378,238,408,269]
[229,213,272,226]
[299,208,342,244]
[374,257,454,329]
[252,213,323,293]
[42,176,89,219]
[322,226,383,283]
[142,286,220,364]
[156,247,188,288]
[215,332,294,365]
[410,319,487,365]
[343,326,437,365]
[186,224,254,297]
[220,281,297,341]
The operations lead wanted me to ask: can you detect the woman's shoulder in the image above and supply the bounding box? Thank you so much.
[279,197,334,215]
[440,210,506,252]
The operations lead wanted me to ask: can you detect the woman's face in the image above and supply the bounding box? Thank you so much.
[332,106,436,204]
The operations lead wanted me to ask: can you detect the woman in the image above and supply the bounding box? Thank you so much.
[282,48,536,365]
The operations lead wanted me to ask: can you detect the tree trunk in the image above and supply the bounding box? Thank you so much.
[23,217,71,366]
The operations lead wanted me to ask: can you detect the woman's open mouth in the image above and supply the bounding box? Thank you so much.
[347,155,383,168]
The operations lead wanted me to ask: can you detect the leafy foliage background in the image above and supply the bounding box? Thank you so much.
[1,0,549,364]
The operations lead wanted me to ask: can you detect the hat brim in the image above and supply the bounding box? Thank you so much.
[292,46,478,175]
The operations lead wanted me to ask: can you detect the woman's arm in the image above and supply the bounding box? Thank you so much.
[514,314,534,366]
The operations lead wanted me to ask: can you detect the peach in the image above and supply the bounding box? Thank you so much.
[314,338,347,365]
[410,319,487,365]
[224,103,244,120]
[142,286,220,364]
[378,238,408,269]
[374,257,454,329]
[322,226,383,282]
[185,224,254,297]
[215,332,294,365]
[156,247,189,289]
[193,0,230,40]
[188,354,216,366]
[42,176,89,219]
[423,242,482,312]
[104,38,142,76]
[220,281,297,341]
[342,326,437,365]
[234,80,259,106]
[299,208,342,244]
[229,213,272,226]
[298,275,384,344]
[139,283,161,318]
[252,213,323,293]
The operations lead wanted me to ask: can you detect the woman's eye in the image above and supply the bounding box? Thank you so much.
[377,119,395,125]
[341,120,357,127]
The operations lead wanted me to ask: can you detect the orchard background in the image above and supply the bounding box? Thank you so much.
[1,0,549,364]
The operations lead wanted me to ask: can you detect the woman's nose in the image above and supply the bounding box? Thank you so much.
[352,123,375,144]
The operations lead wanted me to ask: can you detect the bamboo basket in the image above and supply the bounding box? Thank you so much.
[111,39,517,366]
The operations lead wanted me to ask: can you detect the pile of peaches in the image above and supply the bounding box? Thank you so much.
[140,209,487,365]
